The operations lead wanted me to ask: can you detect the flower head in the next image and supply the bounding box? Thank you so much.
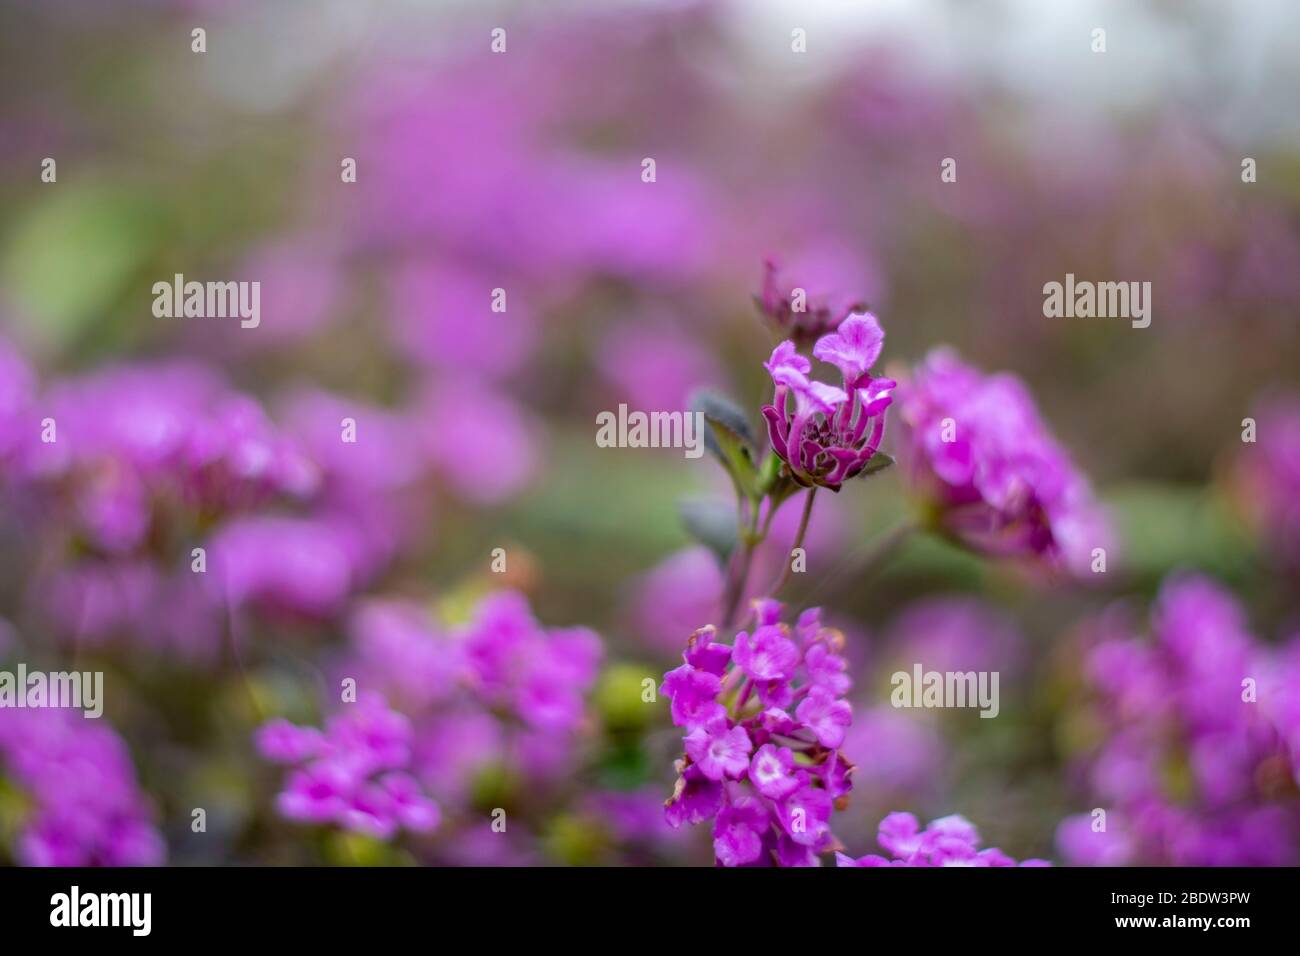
[1060,573,1299,866]
[761,313,895,491]
[685,719,753,781]
[733,624,800,682]
[0,709,164,866]
[662,600,855,866]
[837,811,1049,867]
[896,348,1112,575]
[460,592,602,731]
[258,694,440,840]
[254,590,605,854]
[756,249,873,344]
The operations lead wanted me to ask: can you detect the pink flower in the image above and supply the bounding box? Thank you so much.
[662,600,855,865]
[762,314,895,491]
[796,686,852,749]
[733,625,800,682]
[896,348,1112,575]
[749,744,800,800]
[685,720,753,781]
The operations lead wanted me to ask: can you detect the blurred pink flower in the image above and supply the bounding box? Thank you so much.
[597,320,725,414]
[390,259,538,380]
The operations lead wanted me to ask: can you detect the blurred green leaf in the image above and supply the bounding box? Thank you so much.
[690,389,756,452]
[1107,483,1254,583]
[677,498,738,565]
[1,181,163,353]
[858,451,896,477]
[691,390,760,502]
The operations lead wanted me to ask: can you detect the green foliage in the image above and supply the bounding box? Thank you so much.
[2,181,164,354]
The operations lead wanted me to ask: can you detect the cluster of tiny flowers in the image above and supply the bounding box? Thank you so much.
[837,812,1049,867]
[1057,573,1298,866]
[0,340,534,660]
[257,591,604,842]
[0,354,327,660]
[256,694,440,840]
[661,600,855,866]
[896,348,1112,575]
[0,709,164,866]
[459,591,604,732]
[7,359,318,548]
[762,313,895,491]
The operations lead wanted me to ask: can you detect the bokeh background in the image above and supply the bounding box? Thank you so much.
[1,0,1298,866]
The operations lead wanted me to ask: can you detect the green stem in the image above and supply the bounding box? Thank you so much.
[767,487,817,600]
[721,497,764,629]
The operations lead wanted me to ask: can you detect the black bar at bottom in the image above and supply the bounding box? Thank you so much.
[0,865,1285,940]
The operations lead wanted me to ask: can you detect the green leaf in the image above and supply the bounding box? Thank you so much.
[677,497,739,565]
[690,390,760,501]
[858,451,896,478]
[1,181,164,354]
[691,390,756,450]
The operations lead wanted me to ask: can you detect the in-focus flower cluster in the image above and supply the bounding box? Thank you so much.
[761,313,895,491]
[0,709,164,866]
[257,591,603,851]
[837,811,1048,867]
[897,348,1112,575]
[1057,573,1299,866]
[661,600,854,866]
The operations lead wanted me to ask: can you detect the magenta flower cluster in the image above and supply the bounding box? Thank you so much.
[257,695,440,840]
[761,313,896,491]
[1057,573,1299,866]
[0,339,538,662]
[0,709,164,866]
[460,591,604,732]
[837,812,1049,867]
[257,591,603,845]
[6,359,318,553]
[661,600,854,866]
[0,354,336,660]
[896,348,1112,574]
